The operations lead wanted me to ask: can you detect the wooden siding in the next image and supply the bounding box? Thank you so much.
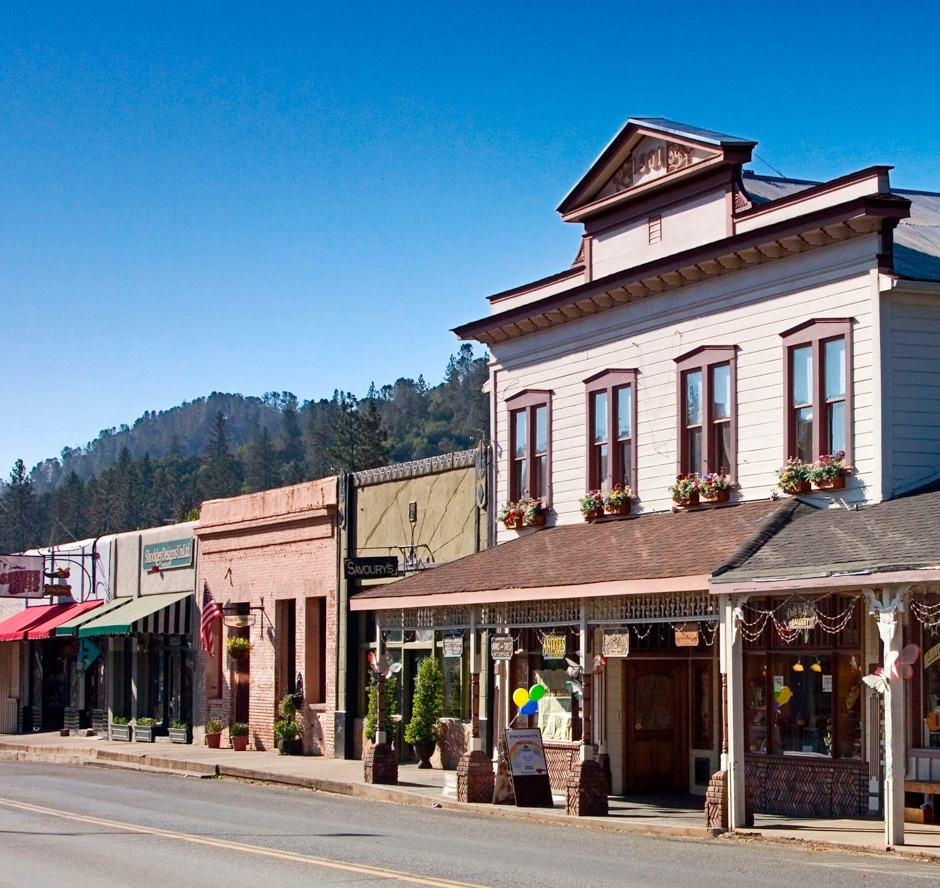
[886,294,940,495]
[492,235,881,535]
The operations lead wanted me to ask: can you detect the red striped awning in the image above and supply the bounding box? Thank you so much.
[0,605,66,642]
[24,600,102,639]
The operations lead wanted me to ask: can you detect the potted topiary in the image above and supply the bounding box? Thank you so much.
[205,717,224,748]
[364,673,398,745]
[134,716,158,742]
[404,655,443,769]
[227,637,252,660]
[274,694,304,755]
[229,721,250,751]
[110,715,132,742]
[169,720,191,744]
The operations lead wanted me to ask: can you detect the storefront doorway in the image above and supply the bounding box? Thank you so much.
[623,660,688,793]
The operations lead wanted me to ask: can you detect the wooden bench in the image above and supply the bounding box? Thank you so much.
[904,780,940,823]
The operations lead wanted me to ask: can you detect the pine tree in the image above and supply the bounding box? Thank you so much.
[201,411,242,500]
[245,426,279,492]
[0,459,39,551]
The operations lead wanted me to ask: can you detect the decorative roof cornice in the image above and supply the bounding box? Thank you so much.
[352,449,479,488]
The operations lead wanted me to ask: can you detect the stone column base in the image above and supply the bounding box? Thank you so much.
[705,770,754,831]
[457,749,495,803]
[363,742,398,785]
[565,758,609,816]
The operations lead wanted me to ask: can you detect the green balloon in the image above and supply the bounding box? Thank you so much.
[528,683,546,701]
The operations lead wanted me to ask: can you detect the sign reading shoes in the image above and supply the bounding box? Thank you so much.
[344,556,399,579]
[142,539,194,571]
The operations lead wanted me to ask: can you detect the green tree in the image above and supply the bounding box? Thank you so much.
[245,425,279,492]
[404,655,444,745]
[0,459,39,551]
[200,411,242,500]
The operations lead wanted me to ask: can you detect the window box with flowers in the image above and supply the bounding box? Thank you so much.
[811,451,847,490]
[603,484,633,515]
[523,498,548,526]
[669,473,701,508]
[497,500,526,530]
[579,490,605,522]
[776,458,812,495]
[498,497,547,530]
[699,470,733,503]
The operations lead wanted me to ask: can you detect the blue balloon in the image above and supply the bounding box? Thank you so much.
[520,700,538,716]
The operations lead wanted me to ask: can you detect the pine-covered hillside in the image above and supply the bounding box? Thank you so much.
[0,345,489,552]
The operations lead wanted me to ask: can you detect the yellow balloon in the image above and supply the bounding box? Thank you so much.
[512,688,529,707]
[775,686,793,705]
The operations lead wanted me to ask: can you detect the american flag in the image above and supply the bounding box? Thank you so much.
[200,581,222,656]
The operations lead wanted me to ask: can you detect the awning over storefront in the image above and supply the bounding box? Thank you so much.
[78,591,195,637]
[24,600,103,639]
[0,604,60,641]
[55,597,131,636]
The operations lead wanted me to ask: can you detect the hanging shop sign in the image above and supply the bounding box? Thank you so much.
[143,538,194,572]
[925,643,940,671]
[490,634,514,660]
[344,556,399,579]
[601,629,630,658]
[541,633,566,660]
[781,600,818,631]
[44,584,72,597]
[0,555,44,598]
[443,633,463,658]
[674,623,700,647]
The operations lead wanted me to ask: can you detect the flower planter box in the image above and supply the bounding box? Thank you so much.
[813,475,845,490]
[231,735,249,751]
[134,725,156,742]
[604,503,632,516]
[503,517,525,530]
[525,514,547,526]
[673,493,700,508]
[701,489,731,504]
[109,723,132,742]
[582,508,605,522]
[168,727,191,744]
[781,481,812,495]
[205,733,222,749]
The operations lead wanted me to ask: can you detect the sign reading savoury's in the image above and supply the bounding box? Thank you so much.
[343,556,399,579]
[143,538,194,571]
[490,634,514,660]
[601,629,630,658]
[443,633,463,657]
[504,727,554,808]
[542,633,566,660]
[674,623,700,647]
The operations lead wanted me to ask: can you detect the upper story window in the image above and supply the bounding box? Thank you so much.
[675,346,737,477]
[506,390,551,501]
[781,319,852,464]
[584,370,637,492]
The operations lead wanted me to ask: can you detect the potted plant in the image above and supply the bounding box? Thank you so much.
[603,484,632,515]
[579,490,605,522]
[274,694,304,755]
[205,717,224,748]
[227,637,252,660]
[669,473,701,508]
[522,497,548,526]
[404,655,443,769]
[776,458,812,495]
[134,716,158,742]
[364,673,398,745]
[229,721,250,751]
[496,500,525,530]
[169,720,191,744]
[811,450,847,489]
[699,469,733,503]
[110,715,132,742]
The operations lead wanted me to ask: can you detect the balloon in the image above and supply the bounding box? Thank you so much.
[528,684,545,701]
[520,700,538,716]
[512,688,529,707]
[774,686,792,706]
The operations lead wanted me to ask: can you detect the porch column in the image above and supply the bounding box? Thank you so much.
[566,601,608,816]
[866,587,908,847]
[458,608,494,803]
[723,596,747,829]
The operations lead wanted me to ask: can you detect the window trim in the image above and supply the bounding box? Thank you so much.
[674,346,737,478]
[505,389,552,503]
[584,369,638,492]
[780,318,853,466]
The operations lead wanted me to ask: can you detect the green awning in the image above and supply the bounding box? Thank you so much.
[55,597,131,636]
[78,591,194,637]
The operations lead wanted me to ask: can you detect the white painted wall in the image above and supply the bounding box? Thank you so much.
[491,235,883,537]
[592,188,729,279]
[883,289,940,495]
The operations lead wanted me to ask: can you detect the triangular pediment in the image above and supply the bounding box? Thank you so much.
[558,118,756,222]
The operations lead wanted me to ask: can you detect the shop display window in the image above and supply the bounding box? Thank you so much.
[920,621,940,749]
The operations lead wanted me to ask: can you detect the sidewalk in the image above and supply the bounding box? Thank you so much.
[2,731,940,861]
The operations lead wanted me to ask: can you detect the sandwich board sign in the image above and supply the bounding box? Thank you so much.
[504,727,553,808]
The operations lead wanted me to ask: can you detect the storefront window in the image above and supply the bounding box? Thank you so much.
[921,621,940,749]
[743,595,862,758]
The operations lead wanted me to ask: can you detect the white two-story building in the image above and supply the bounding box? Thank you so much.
[352,119,940,825]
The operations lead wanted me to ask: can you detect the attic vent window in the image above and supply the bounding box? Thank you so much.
[648,214,662,244]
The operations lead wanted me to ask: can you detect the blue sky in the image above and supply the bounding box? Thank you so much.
[3,1,939,477]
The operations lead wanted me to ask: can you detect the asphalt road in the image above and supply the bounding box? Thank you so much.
[1,762,939,888]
